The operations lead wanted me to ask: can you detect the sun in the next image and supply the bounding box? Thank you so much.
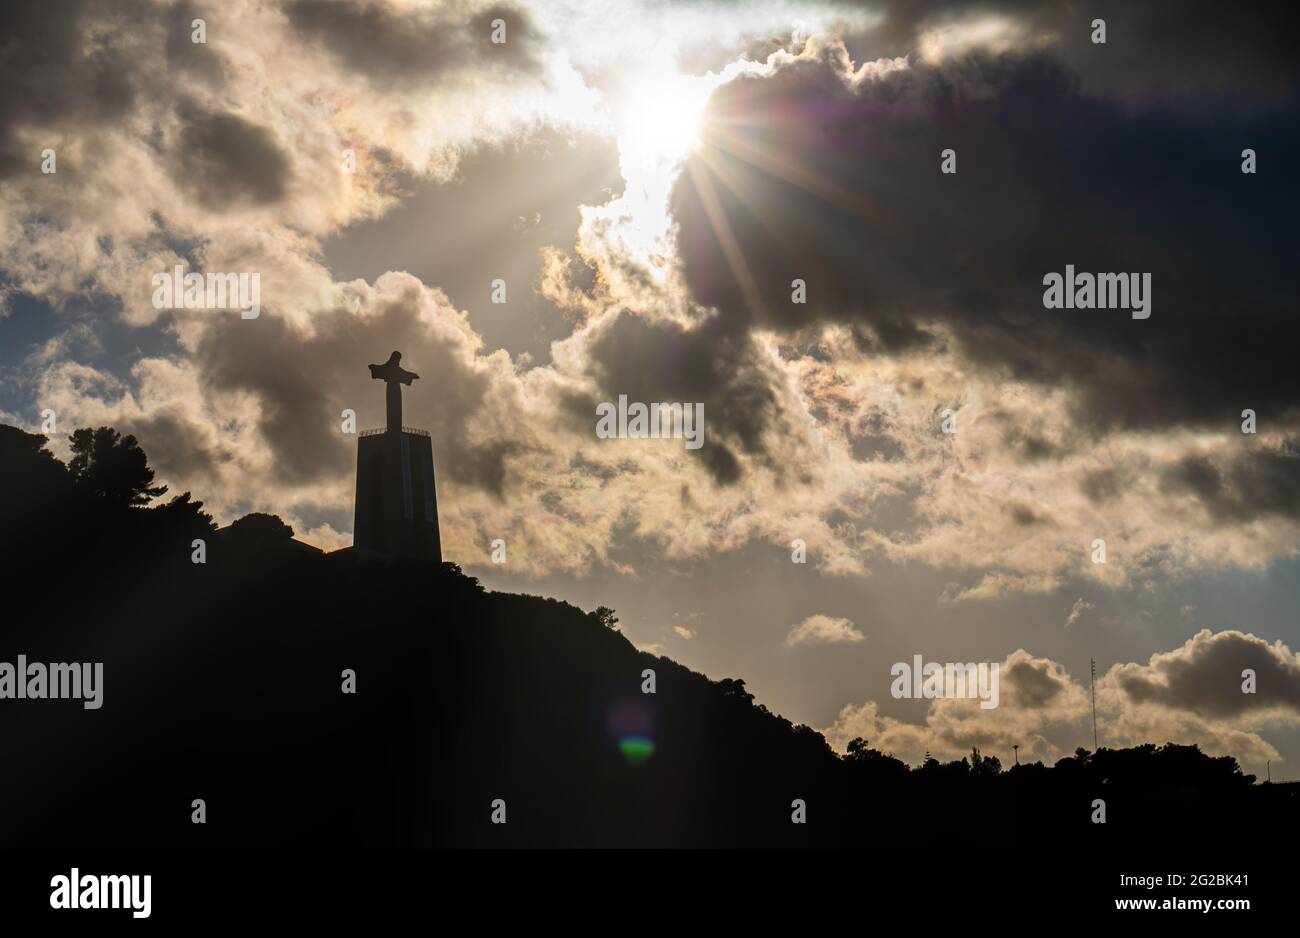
[594,46,773,273]
[614,68,715,172]
[604,59,726,269]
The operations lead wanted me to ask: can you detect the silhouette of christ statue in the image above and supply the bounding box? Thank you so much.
[354,350,440,562]
[369,351,419,433]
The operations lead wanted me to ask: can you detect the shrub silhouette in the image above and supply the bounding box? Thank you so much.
[225,511,294,545]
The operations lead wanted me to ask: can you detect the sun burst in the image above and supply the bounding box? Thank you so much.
[605,60,726,271]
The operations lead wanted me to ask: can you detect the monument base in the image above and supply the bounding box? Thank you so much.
[354,428,441,562]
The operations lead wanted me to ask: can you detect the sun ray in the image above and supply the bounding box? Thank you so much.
[703,116,886,227]
[684,158,768,321]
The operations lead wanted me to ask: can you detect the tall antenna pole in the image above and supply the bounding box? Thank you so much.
[1090,658,1098,751]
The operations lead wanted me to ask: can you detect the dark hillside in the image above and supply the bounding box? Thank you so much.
[2,424,1294,848]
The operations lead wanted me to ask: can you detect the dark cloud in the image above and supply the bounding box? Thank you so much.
[0,0,148,178]
[844,0,1300,111]
[1160,443,1300,523]
[1009,504,1044,527]
[568,452,625,483]
[700,440,742,485]
[989,409,1061,462]
[171,106,291,208]
[1079,467,1125,505]
[164,1,229,83]
[1003,656,1065,709]
[1002,428,1056,462]
[190,280,528,496]
[580,311,790,486]
[672,41,1300,434]
[1114,629,1300,718]
[284,0,542,87]
[848,319,938,355]
[849,431,903,462]
[0,0,234,178]
[127,409,233,488]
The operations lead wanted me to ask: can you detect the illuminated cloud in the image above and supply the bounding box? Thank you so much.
[822,633,1300,767]
[786,614,864,646]
[1064,598,1093,629]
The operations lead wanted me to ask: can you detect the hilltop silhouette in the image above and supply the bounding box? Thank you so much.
[1,423,1296,848]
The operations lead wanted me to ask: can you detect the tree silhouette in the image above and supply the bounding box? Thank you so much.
[590,606,619,631]
[718,678,755,703]
[971,747,1002,775]
[228,511,295,545]
[0,426,71,505]
[68,427,167,507]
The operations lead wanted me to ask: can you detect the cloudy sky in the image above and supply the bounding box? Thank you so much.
[3,0,1299,775]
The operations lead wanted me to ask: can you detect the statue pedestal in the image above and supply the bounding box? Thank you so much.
[353,428,441,562]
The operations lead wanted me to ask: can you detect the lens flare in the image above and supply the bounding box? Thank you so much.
[619,736,656,765]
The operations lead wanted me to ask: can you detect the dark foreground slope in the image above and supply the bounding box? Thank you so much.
[2,424,1297,849]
